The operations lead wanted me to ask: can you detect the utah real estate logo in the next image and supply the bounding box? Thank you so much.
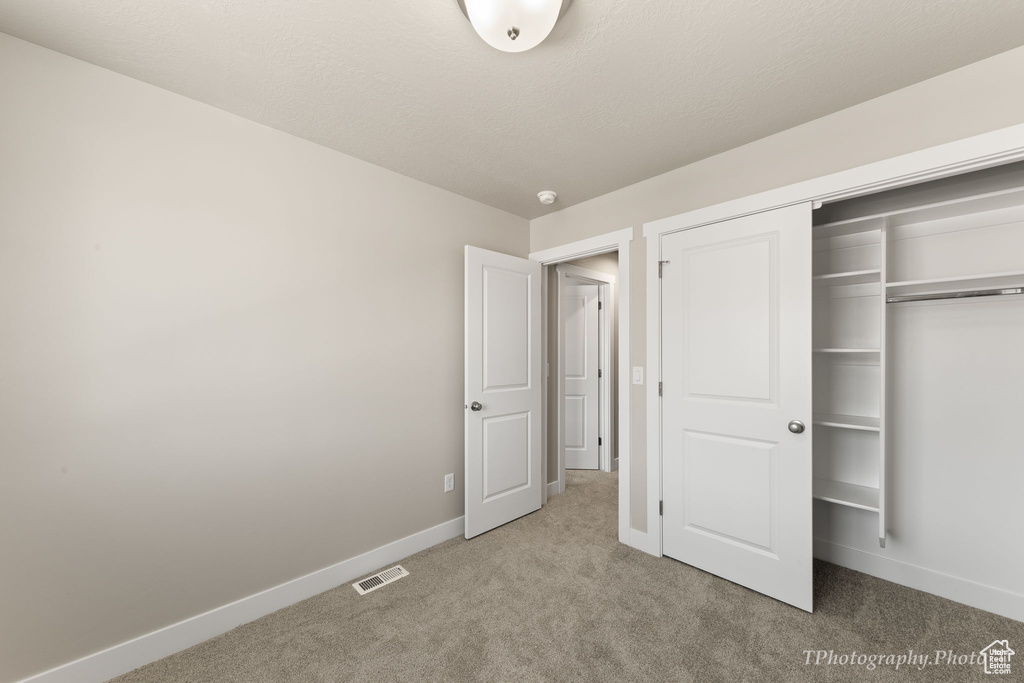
[981,640,1014,675]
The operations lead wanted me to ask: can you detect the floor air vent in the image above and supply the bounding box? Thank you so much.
[353,565,409,595]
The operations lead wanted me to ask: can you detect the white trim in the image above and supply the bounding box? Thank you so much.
[17,517,465,683]
[814,539,1024,623]
[646,123,1024,239]
[555,263,617,285]
[530,227,633,263]
[546,480,560,498]
[556,264,617,477]
[599,280,615,475]
[553,266,566,494]
[540,264,549,506]
[646,122,1024,561]
[644,231,663,557]
[629,529,650,554]
[530,227,633,548]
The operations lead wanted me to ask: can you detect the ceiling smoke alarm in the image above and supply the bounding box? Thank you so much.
[538,190,557,205]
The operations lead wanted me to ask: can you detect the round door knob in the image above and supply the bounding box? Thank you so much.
[788,420,805,434]
[470,401,483,412]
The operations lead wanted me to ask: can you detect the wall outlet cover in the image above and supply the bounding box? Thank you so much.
[444,473,454,492]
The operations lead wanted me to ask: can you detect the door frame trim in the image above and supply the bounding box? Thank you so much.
[530,227,633,547]
[644,122,1024,558]
[557,264,616,479]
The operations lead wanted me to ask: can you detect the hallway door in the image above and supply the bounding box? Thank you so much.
[563,282,600,470]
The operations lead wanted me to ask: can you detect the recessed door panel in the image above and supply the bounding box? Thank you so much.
[483,413,531,500]
[564,395,585,449]
[483,267,531,391]
[683,431,775,551]
[564,291,587,379]
[685,237,776,403]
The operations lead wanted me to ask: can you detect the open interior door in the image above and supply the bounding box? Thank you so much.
[465,246,543,539]
[660,203,813,611]
[563,282,600,470]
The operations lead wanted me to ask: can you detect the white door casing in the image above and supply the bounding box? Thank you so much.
[464,246,543,539]
[660,203,813,611]
[563,282,600,470]
[532,230,632,544]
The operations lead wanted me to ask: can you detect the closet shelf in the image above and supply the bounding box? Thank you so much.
[813,269,882,286]
[813,348,880,354]
[812,413,880,432]
[886,269,1024,294]
[813,478,880,513]
[813,183,1024,238]
[812,218,884,240]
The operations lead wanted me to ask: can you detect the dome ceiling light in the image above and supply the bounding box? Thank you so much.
[456,0,572,53]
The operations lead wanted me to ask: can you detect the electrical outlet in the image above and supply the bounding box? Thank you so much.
[444,473,454,492]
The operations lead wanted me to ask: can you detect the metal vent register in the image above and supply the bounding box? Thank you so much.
[352,565,409,595]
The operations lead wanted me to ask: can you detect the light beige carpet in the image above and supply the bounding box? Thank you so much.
[111,471,1022,682]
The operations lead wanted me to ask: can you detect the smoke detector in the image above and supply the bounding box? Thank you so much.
[537,191,558,205]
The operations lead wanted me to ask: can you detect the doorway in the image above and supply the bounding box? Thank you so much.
[557,260,616,474]
[529,227,633,546]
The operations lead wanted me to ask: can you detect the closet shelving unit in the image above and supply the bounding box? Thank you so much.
[811,215,887,546]
[811,161,1024,549]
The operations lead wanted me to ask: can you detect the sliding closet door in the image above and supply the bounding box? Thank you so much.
[660,203,813,611]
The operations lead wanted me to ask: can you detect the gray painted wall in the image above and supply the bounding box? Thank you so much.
[0,34,528,682]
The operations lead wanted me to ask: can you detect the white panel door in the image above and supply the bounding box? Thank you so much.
[464,246,542,539]
[661,203,813,611]
[563,283,600,470]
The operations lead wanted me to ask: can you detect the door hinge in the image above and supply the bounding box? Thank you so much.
[659,500,664,516]
[658,260,670,278]
[658,381,663,396]
[598,300,603,310]
[598,368,602,378]
[598,437,603,446]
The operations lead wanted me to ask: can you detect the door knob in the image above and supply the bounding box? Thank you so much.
[470,401,483,412]
[788,420,805,434]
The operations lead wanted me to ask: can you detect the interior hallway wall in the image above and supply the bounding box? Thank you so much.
[529,45,1024,536]
[0,33,528,682]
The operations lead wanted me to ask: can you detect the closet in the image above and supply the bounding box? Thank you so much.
[654,156,1024,617]
[811,160,1024,549]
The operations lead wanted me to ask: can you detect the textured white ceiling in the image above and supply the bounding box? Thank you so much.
[2,1,1023,218]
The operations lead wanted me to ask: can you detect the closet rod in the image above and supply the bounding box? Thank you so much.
[886,287,1024,304]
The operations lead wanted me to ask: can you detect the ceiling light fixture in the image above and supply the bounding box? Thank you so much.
[457,0,572,53]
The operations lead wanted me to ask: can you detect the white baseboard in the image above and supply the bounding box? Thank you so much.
[546,480,560,498]
[19,516,466,683]
[814,539,1024,623]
